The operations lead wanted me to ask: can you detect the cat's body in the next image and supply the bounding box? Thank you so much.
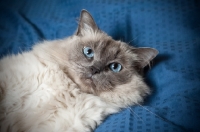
[0,10,158,132]
[0,39,118,132]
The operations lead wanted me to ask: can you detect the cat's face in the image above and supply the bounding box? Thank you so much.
[66,10,158,107]
[69,34,136,93]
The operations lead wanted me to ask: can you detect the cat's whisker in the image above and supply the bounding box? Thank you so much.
[135,103,168,122]
[127,107,144,123]
[127,35,140,46]
[98,87,164,122]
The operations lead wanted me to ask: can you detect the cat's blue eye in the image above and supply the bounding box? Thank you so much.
[83,47,94,58]
[109,63,122,72]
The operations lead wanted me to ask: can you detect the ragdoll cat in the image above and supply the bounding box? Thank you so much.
[0,10,158,132]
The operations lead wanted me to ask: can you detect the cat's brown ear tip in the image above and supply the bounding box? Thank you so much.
[81,9,89,13]
[80,9,91,16]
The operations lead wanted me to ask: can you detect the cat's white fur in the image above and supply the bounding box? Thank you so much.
[0,38,119,132]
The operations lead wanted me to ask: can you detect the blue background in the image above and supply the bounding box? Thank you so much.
[0,0,200,132]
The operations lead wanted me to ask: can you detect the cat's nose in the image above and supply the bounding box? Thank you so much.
[90,66,100,75]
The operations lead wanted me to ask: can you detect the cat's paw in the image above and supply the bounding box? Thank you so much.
[70,94,119,131]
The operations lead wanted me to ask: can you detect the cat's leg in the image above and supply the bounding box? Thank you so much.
[67,94,119,132]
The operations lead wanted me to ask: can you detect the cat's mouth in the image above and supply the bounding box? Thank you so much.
[81,74,96,88]
[77,74,102,94]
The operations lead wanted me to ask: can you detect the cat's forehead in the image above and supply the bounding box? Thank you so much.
[80,36,129,59]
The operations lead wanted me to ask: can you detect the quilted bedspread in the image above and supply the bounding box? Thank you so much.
[0,0,200,132]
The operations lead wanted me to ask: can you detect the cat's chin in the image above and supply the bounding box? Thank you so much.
[75,76,97,94]
[78,76,109,95]
[84,78,96,88]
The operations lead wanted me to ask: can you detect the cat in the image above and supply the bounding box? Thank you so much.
[0,10,158,132]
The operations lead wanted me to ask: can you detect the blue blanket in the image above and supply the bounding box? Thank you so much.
[0,0,200,131]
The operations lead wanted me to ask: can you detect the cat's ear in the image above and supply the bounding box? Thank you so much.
[132,48,158,68]
[76,10,99,36]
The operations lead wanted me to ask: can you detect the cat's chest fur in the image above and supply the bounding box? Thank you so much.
[0,51,118,132]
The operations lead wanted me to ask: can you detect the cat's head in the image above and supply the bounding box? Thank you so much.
[66,10,158,108]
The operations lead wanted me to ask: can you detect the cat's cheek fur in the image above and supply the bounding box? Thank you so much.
[99,76,150,108]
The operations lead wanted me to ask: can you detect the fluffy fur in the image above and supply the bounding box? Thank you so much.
[0,10,158,132]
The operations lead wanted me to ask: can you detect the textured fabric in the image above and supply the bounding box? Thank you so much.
[0,0,200,132]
